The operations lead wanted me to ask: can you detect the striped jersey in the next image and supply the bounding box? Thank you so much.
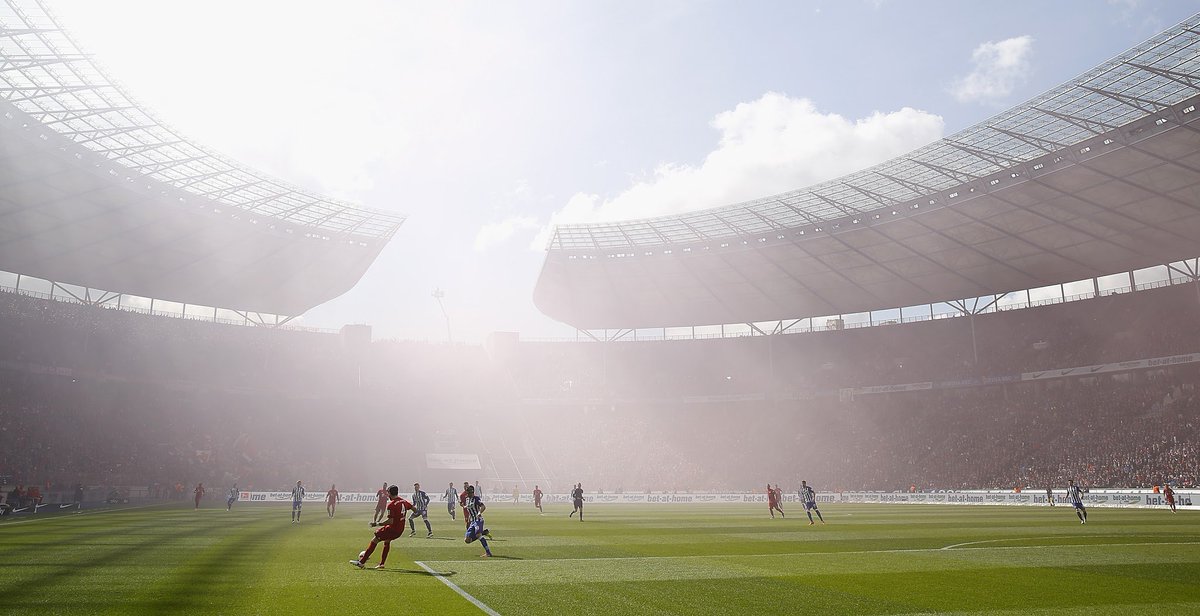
[465,495,485,521]
[228,488,238,501]
[291,485,305,502]
[1067,485,1084,505]
[411,490,430,513]
[802,485,816,504]
[445,487,457,502]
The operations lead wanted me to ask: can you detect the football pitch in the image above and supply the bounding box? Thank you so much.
[1,502,1198,615]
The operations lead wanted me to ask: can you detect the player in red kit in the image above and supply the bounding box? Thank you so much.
[326,484,340,518]
[459,481,472,526]
[194,483,205,510]
[767,483,784,519]
[350,485,412,570]
[533,485,543,514]
[371,482,388,525]
[1164,484,1178,513]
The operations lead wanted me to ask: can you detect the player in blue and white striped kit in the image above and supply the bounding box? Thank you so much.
[291,480,305,524]
[1066,479,1087,524]
[409,483,433,537]
[800,480,825,525]
[463,485,493,557]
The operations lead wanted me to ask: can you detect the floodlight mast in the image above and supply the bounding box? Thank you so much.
[432,288,451,343]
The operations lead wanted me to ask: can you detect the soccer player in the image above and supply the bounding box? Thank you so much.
[226,484,238,512]
[1066,479,1087,524]
[409,482,433,537]
[444,482,458,520]
[1046,487,1055,507]
[474,481,484,502]
[533,485,543,514]
[569,483,585,521]
[512,486,520,506]
[800,480,824,525]
[1164,484,1178,513]
[291,480,305,523]
[459,481,472,526]
[767,483,783,519]
[463,485,493,557]
[73,483,84,514]
[372,482,389,525]
[773,484,785,515]
[326,484,340,518]
[350,485,413,570]
[194,483,205,510]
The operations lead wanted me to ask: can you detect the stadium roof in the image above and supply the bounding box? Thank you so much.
[0,0,405,315]
[535,14,1200,329]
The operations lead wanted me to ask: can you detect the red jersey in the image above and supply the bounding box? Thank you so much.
[459,490,469,507]
[1164,487,1176,502]
[385,497,413,527]
[326,489,339,504]
[533,489,543,502]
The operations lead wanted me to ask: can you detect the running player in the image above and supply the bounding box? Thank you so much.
[800,480,824,525]
[773,484,785,515]
[459,481,472,526]
[569,483,585,521]
[409,482,433,537]
[1164,484,1178,513]
[194,483,205,510]
[463,485,493,557]
[767,483,784,519]
[349,485,413,569]
[1066,479,1087,524]
[326,484,340,518]
[226,484,238,512]
[291,480,305,523]
[372,482,388,525]
[533,485,543,514]
[444,482,458,520]
[1046,487,1055,507]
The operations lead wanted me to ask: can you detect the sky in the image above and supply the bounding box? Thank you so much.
[45,0,1200,341]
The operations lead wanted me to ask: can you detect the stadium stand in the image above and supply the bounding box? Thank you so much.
[1,279,1196,499]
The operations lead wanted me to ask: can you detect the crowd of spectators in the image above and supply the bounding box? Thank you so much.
[0,281,1198,500]
[508,283,1200,398]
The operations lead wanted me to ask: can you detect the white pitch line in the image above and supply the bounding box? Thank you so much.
[415,560,501,616]
[939,535,1128,550]
[423,540,1200,565]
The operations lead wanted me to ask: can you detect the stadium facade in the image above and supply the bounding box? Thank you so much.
[0,0,404,320]
[535,15,1200,331]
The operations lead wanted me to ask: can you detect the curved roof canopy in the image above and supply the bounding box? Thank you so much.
[536,14,1200,329]
[0,0,405,315]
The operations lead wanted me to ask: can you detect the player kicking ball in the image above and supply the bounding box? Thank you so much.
[350,485,413,570]
[462,485,494,558]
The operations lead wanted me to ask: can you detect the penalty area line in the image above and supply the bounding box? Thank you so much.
[415,560,501,616]
[424,540,1200,565]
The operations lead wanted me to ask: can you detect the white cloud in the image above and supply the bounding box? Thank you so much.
[533,92,944,248]
[474,216,540,252]
[950,35,1034,103]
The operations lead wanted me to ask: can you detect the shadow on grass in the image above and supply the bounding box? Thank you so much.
[485,555,523,560]
[377,568,457,577]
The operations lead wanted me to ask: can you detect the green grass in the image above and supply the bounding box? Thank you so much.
[1,501,1197,615]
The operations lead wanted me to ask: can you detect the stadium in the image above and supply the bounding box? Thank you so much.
[1,1,1199,614]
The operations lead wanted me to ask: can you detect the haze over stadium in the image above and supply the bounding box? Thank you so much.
[2,1,1200,614]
